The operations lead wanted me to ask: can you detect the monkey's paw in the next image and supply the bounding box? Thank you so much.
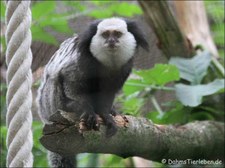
[106,122,117,138]
[101,114,118,137]
[80,112,99,131]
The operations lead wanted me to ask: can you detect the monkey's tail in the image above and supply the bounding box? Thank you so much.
[48,151,75,168]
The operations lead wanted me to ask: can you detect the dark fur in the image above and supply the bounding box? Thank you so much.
[125,20,149,51]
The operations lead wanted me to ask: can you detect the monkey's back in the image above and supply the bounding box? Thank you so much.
[37,36,79,124]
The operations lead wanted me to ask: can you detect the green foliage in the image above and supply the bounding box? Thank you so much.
[0,2,6,53]
[32,1,56,19]
[88,1,142,19]
[77,154,127,167]
[0,1,5,21]
[123,64,179,96]
[205,1,225,58]
[169,51,211,85]
[175,79,224,107]
[147,102,190,124]
[134,64,180,86]
[121,64,179,116]
[31,26,58,45]
[62,1,86,12]
[170,52,224,106]
[121,96,145,116]
[99,155,126,167]
[121,51,224,124]
[0,126,7,167]
[31,1,73,45]
[32,121,48,167]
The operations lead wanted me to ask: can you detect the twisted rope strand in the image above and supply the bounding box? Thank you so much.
[5,1,33,167]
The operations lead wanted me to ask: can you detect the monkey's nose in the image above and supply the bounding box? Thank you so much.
[106,37,118,48]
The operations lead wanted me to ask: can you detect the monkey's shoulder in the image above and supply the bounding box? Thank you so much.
[44,36,80,79]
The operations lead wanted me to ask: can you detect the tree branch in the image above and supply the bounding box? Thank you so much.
[40,111,224,163]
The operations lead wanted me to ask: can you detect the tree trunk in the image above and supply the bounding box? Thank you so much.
[138,0,194,58]
[173,1,219,58]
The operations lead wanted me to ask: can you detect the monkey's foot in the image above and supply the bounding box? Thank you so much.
[110,109,128,123]
[100,114,118,137]
[106,122,117,138]
[80,112,99,131]
[110,108,120,116]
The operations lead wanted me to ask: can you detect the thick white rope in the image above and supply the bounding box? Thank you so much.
[5,1,33,167]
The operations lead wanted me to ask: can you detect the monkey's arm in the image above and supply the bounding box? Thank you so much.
[58,65,98,130]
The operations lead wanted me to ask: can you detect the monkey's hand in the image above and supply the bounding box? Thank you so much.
[80,111,99,130]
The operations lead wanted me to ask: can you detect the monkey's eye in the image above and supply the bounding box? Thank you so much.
[113,31,123,38]
[101,31,110,38]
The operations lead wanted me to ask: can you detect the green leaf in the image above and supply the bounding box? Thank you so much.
[31,26,58,45]
[122,96,144,116]
[189,112,215,121]
[147,102,189,124]
[123,79,146,96]
[32,1,56,19]
[169,51,212,84]
[134,64,180,86]
[175,79,224,107]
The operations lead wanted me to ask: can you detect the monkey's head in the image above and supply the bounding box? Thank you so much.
[79,17,149,68]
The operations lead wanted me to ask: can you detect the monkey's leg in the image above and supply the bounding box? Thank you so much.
[48,151,75,168]
[96,92,117,137]
[63,95,99,130]
[58,72,98,130]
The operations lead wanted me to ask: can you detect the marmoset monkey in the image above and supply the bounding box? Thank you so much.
[38,17,148,167]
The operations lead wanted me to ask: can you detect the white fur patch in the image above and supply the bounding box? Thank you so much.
[90,18,136,69]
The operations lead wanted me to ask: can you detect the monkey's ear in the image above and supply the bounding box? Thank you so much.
[77,20,102,53]
[125,20,149,51]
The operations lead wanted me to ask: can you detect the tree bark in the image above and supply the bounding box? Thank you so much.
[138,0,194,58]
[40,111,224,163]
[173,1,219,58]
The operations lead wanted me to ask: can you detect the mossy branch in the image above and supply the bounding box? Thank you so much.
[40,110,224,163]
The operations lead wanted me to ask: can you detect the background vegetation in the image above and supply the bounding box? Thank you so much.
[0,1,224,167]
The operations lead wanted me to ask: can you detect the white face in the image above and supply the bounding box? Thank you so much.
[90,18,137,69]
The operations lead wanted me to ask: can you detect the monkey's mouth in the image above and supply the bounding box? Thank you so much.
[105,43,119,49]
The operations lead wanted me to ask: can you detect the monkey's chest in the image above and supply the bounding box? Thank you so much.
[87,70,123,94]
